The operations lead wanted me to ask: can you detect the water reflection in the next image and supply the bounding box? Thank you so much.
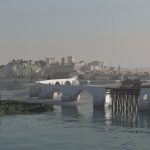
[61,105,81,119]
[1,99,150,129]
[109,108,139,128]
[60,104,150,129]
[138,112,150,128]
[92,107,105,123]
[106,107,150,129]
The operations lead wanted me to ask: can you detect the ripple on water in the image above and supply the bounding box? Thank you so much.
[1,95,150,150]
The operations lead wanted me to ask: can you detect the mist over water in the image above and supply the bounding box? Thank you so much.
[0,92,150,150]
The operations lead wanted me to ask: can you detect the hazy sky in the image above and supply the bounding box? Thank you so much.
[0,0,150,67]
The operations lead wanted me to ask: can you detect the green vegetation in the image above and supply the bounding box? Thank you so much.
[0,101,54,116]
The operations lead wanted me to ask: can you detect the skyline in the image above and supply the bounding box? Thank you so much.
[1,0,150,68]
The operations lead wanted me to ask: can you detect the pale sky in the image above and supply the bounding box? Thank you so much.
[0,0,150,67]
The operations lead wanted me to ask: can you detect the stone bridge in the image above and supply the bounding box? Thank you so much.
[30,84,106,107]
[29,84,150,110]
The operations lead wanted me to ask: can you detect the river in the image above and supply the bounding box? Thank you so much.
[0,91,150,150]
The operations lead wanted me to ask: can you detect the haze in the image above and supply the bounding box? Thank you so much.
[0,0,150,68]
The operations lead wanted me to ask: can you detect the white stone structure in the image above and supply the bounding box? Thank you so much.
[35,76,79,85]
[46,58,55,67]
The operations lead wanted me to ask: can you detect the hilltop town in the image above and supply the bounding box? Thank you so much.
[0,56,150,82]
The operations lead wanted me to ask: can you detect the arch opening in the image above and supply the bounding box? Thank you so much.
[75,90,94,117]
[50,89,63,100]
[75,90,93,102]
[53,91,63,100]
[55,82,60,85]
[65,81,71,85]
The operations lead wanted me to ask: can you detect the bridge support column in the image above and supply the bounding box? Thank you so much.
[85,87,106,107]
[61,88,82,102]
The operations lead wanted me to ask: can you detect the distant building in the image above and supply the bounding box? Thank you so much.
[61,56,75,65]
[45,65,75,79]
[46,58,55,67]
[82,61,108,73]
[61,57,68,65]
[74,61,86,72]
[68,56,75,65]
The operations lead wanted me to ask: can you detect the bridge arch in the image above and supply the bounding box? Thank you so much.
[75,90,93,101]
[53,91,63,99]
[65,81,71,85]
[49,88,63,100]
[61,88,94,103]
[55,82,60,85]
[72,89,83,101]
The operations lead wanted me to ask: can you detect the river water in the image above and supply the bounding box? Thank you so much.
[0,91,150,150]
